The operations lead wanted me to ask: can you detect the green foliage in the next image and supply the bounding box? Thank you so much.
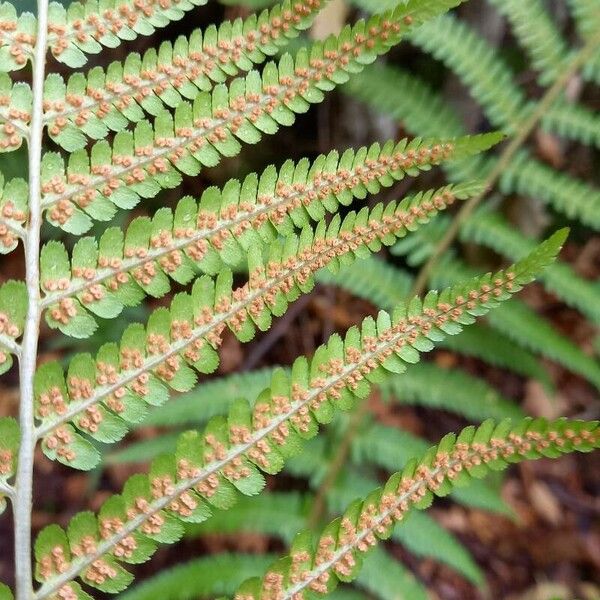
[0,0,210,71]
[500,151,600,230]
[32,236,564,597]
[329,476,484,585]
[430,256,600,390]
[0,584,13,600]
[0,417,19,515]
[485,0,569,82]
[238,418,600,598]
[36,181,477,467]
[119,553,276,600]
[0,280,28,375]
[355,549,428,600]
[0,173,28,254]
[40,0,463,235]
[43,0,324,150]
[40,134,498,334]
[322,257,551,386]
[408,13,527,130]
[4,1,600,599]
[379,363,523,421]
[462,210,600,324]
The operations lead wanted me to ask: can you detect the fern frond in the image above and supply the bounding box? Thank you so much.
[144,367,276,428]
[188,491,308,542]
[542,101,600,149]
[344,63,463,138]
[43,0,325,151]
[40,0,465,233]
[329,475,483,585]
[0,74,30,152]
[108,362,522,515]
[0,174,28,255]
[350,424,509,514]
[239,417,600,599]
[567,0,600,84]
[348,0,403,14]
[39,135,497,331]
[320,257,551,385]
[500,150,600,230]
[121,553,276,600]
[48,0,213,68]
[354,548,428,600]
[0,3,36,72]
[35,183,470,464]
[408,13,527,130]
[317,256,412,307]
[0,417,19,513]
[440,325,553,390]
[431,257,600,390]
[380,362,523,421]
[485,0,569,83]
[32,234,563,598]
[0,280,27,374]
[462,209,600,323]
[121,552,365,600]
[2,0,219,72]
[109,434,486,584]
[345,61,600,226]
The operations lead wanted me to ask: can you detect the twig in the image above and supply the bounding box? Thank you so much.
[14,1,48,599]
[410,32,600,297]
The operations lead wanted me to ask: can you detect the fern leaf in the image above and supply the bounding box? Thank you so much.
[348,0,404,14]
[0,280,27,375]
[440,325,553,390]
[0,174,28,255]
[408,13,527,130]
[344,62,463,138]
[188,491,308,543]
[0,74,30,152]
[32,234,564,597]
[355,548,428,600]
[350,424,510,515]
[345,62,600,228]
[40,0,466,234]
[431,257,600,390]
[462,209,600,323]
[35,183,471,465]
[329,475,483,585]
[0,417,19,515]
[0,583,13,600]
[320,257,551,384]
[48,0,213,68]
[485,0,569,83]
[380,362,523,421]
[120,553,276,600]
[317,256,412,306]
[542,101,600,149]
[43,0,325,151]
[144,367,276,428]
[194,489,471,596]
[567,0,600,84]
[0,3,36,72]
[2,0,222,71]
[40,135,498,330]
[239,417,600,599]
[500,150,600,230]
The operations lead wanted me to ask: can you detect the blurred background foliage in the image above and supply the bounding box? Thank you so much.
[1,1,600,599]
